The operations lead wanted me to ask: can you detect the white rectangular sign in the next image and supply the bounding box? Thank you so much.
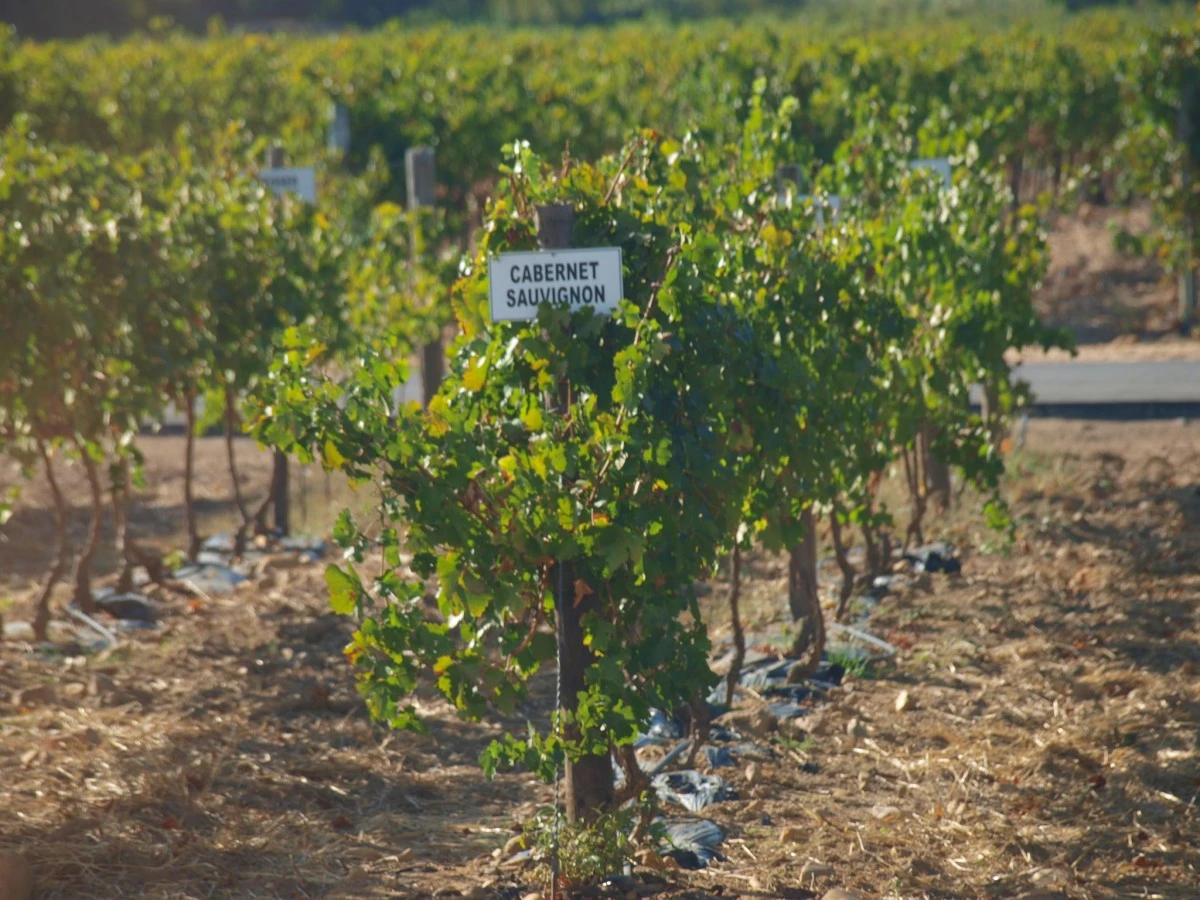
[797,193,842,227]
[488,247,624,323]
[260,167,317,204]
[908,158,952,189]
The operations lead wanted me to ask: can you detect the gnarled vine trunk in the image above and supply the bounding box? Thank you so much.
[71,441,104,614]
[829,510,856,622]
[921,421,951,515]
[112,457,133,593]
[225,387,253,556]
[33,441,69,641]
[787,506,825,677]
[724,544,744,707]
[184,393,200,560]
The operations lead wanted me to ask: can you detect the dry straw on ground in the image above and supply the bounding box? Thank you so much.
[1,421,1198,898]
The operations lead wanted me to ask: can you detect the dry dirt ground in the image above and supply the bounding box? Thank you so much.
[0,420,1198,899]
[1029,205,1200,363]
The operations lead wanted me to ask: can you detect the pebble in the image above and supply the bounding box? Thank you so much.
[2,620,35,641]
[0,851,33,900]
[521,893,544,900]
[1031,866,1072,887]
[821,890,863,900]
[845,718,865,740]
[779,825,806,843]
[13,685,56,707]
[259,552,308,573]
[869,804,901,821]
[801,861,833,879]
[895,689,911,712]
[716,706,778,737]
[744,761,761,785]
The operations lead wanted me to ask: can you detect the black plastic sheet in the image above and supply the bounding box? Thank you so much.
[92,589,158,623]
[173,563,247,594]
[651,770,734,812]
[905,541,962,574]
[660,818,726,869]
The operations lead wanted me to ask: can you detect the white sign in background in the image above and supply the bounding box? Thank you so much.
[260,167,318,204]
[796,193,843,228]
[908,157,952,189]
[489,247,624,323]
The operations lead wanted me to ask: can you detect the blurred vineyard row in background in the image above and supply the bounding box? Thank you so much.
[1,0,1180,41]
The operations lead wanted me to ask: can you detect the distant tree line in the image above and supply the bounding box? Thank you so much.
[0,0,1176,40]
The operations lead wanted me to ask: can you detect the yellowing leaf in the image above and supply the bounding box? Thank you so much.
[466,592,490,617]
[499,454,518,474]
[322,439,347,468]
[427,395,450,436]
[463,357,487,392]
[530,454,548,478]
[522,406,544,431]
[325,564,359,615]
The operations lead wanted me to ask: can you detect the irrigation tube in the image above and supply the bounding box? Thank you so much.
[828,621,897,659]
[66,606,119,649]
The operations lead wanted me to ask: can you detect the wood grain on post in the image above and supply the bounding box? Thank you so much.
[406,147,444,405]
[266,144,290,535]
[535,202,615,823]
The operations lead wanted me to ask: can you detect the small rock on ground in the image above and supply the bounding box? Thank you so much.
[716,706,778,737]
[779,825,806,843]
[821,890,862,900]
[12,685,56,707]
[869,803,901,821]
[801,861,833,878]
[0,851,33,900]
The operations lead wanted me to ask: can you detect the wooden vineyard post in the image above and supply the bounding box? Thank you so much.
[266,144,290,536]
[536,202,615,823]
[406,147,444,406]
